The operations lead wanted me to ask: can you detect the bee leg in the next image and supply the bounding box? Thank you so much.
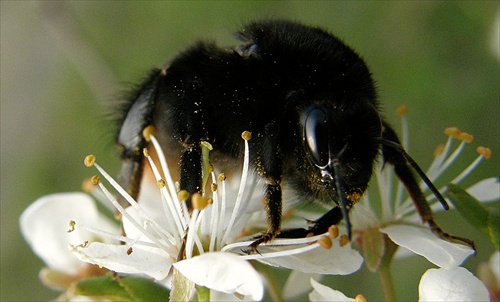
[246,179,282,253]
[116,69,164,208]
[277,206,343,238]
[247,121,284,253]
[381,122,475,250]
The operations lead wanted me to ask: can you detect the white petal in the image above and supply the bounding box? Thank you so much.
[72,242,171,280]
[419,267,489,301]
[309,279,355,301]
[210,290,260,301]
[467,177,500,202]
[283,271,321,300]
[20,192,118,274]
[173,252,263,301]
[257,243,363,275]
[381,225,474,268]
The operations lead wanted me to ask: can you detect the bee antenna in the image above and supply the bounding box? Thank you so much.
[380,139,450,211]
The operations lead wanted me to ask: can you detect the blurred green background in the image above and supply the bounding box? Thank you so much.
[1,1,498,301]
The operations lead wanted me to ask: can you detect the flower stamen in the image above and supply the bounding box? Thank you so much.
[318,236,333,249]
[143,147,186,237]
[149,134,187,227]
[450,148,491,184]
[339,234,349,247]
[476,146,492,160]
[222,132,251,244]
[328,225,339,239]
[84,157,176,250]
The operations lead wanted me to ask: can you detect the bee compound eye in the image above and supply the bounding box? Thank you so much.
[302,107,331,168]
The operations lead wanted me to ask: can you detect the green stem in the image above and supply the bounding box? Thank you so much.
[378,234,399,302]
[378,263,396,302]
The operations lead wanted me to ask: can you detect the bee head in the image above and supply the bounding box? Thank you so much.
[301,103,380,194]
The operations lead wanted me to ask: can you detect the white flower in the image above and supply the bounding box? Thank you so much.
[419,267,489,301]
[350,114,497,265]
[347,108,498,299]
[19,192,119,287]
[68,132,363,300]
[309,267,490,302]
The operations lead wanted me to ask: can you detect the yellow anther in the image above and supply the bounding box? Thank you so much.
[395,104,408,116]
[211,183,218,192]
[241,131,252,141]
[192,193,208,210]
[206,198,213,205]
[355,294,367,302]
[91,175,100,185]
[84,155,96,167]
[82,178,94,193]
[328,225,339,239]
[208,164,214,173]
[318,235,333,249]
[476,146,492,160]
[339,234,349,247]
[68,220,76,233]
[218,173,226,182]
[434,144,445,157]
[143,148,150,157]
[178,190,190,201]
[458,132,474,143]
[444,127,461,139]
[157,179,166,188]
[142,125,156,142]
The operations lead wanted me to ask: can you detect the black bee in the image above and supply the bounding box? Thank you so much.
[114,20,474,251]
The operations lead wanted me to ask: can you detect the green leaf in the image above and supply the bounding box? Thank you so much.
[118,276,170,301]
[73,275,170,302]
[73,275,133,301]
[445,183,499,249]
